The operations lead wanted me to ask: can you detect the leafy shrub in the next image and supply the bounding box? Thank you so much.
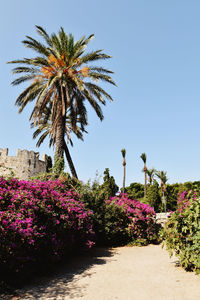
[0,177,95,282]
[76,169,119,245]
[125,182,144,199]
[146,180,161,212]
[53,155,65,174]
[103,194,160,246]
[161,191,200,273]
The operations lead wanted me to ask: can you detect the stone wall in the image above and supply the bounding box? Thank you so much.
[0,148,48,180]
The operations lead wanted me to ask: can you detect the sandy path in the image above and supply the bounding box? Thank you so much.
[12,245,200,300]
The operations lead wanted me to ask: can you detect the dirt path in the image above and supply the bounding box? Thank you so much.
[11,245,200,300]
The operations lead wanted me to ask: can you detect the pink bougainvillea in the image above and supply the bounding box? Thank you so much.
[177,190,196,213]
[104,193,159,244]
[0,177,95,275]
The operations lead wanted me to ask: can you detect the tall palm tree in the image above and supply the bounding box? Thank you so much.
[156,171,168,212]
[140,153,147,196]
[9,26,115,170]
[147,168,156,185]
[121,149,126,193]
[31,105,87,178]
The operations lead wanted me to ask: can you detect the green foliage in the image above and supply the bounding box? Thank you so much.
[155,170,168,184]
[121,149,126,158]
[164,181,200,211]
[125,180,200,212]
[103,201,130,245]
[146,180,161,211]
[140,152,146,164]
[77,169,160,246]
[161,194,200,273]
[77,169,118,244]
[31,172,59,181]
[101,168,119,199]
[125,182,144,199]
[53,155,65,174]
[165,184,181,211]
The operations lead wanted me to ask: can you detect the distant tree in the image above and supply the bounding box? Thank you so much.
[146,180,161,211]
[140,153,147,196]
[147,168,156,185]
[121,149,126,193]
[101,168,119,199]
[165,183,180,211]
[156,171,168,212]
[125,182,144,199]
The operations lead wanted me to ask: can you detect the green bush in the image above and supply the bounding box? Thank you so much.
[53,155,65,174]
[145,180,161,211]
[76,169,118,245]
[161,191,200,273]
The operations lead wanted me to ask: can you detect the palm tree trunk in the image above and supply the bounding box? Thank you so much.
[162,189,166,212]
[63,141,78,179]
[123,164,126,193]
[55,86,66,160]
[55,113,65,159]
[144,165,147,196]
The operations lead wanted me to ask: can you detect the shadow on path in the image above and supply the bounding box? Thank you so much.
[13,247,117,300]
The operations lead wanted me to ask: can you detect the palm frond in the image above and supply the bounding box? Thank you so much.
[12,67,39,74]
[82,89,104,121]
[140,153,147,164]
[121,149,126,158]
[15,81,41,106]
[11,75,36,86]
[89,67,113,74]
[85,82,113,101]
[88,72,116,85]
[81,50,111,63]
[35,25,52,47]
[22,36,50,57]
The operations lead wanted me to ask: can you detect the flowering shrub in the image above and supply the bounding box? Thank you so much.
[0,177,95,280]
[103,194,160,246]
[177,190,196,213]
[161,191,200,273]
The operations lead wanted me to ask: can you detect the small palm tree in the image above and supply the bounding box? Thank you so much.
[121,149,126,193]
[147,168,156,185]
[156,171,168,212]
[140,153,147,196]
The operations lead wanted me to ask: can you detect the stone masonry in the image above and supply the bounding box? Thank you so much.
[0,147,48,180]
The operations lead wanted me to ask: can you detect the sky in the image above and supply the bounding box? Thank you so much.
[1,0,200,187]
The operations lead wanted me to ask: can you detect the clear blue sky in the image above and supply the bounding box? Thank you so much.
[1,0,200,187]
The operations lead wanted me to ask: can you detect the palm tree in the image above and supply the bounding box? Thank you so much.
[147,168,156,185]
[31,105,87,178]
[140,153,147,196]
[156,171,168,212]
[9,26,115,170]
[121,149,126,193]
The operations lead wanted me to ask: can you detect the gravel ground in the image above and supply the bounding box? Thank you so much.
[7,245,200,300]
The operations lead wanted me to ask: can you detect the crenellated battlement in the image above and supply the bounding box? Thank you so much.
[0,147,48,180]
